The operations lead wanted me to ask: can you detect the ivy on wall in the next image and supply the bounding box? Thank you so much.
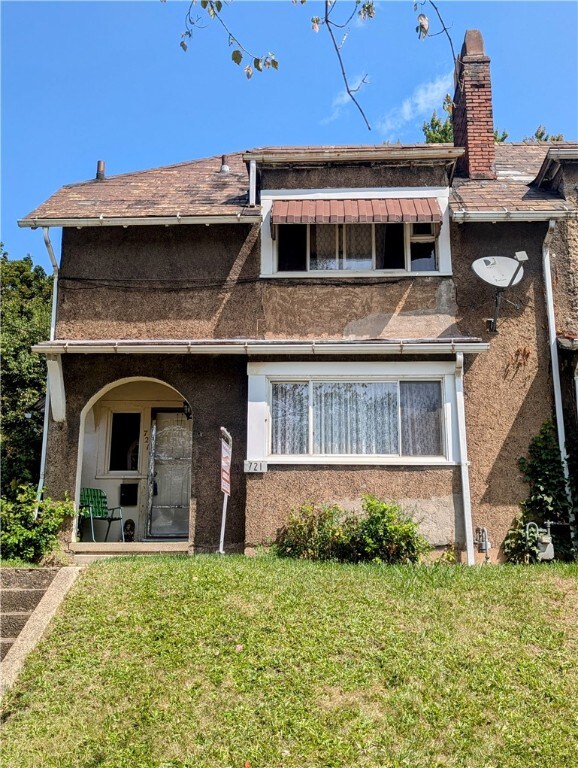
[504,421,576,563]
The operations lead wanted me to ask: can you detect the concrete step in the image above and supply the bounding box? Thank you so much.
[1,612,32,637]
[1,639,16,661]
[0,568,59,590]
[73,552,188,565]
[70,541,189,553]
[71,541,189,564]
[1,588,47,613]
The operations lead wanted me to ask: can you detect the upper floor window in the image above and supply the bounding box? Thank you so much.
[276,222,439,273]
[260,190,451,277]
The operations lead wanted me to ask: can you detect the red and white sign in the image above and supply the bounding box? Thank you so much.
[221,438,232,496]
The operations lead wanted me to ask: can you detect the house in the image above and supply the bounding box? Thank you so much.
[20,30,577,563]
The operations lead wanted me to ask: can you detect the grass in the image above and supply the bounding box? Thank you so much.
[1,556,577,768]
[0,558,41,568]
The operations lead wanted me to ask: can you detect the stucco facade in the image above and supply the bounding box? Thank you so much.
[22,30,577,561]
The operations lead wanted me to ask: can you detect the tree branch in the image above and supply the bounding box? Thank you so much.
[427,0,457,66]
[323,1,371,130]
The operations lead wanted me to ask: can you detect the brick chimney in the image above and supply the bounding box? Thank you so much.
[453,30,496,179]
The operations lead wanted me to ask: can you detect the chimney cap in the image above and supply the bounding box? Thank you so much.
[462,29,485,56]
[219,154,230,174]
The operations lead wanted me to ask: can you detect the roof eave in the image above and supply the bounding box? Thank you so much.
[534,148,578,187]
[242,147,465,165]
[32,338,490,356]
[451,209,578,223]
[18,213,261,229]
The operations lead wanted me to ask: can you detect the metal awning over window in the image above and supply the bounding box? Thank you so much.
[271,198,442,224]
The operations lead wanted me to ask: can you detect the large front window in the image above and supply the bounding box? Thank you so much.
[247,362,457,466]
[271,379,443,457]
[276,223,438,273]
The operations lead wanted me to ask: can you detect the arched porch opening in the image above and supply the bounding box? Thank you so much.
[75,377,193,543]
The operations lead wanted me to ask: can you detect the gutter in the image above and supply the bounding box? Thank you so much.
[18,214,261,230]
[452,209,578,223]
[32,339,490,356]
[542,220,576,544]
[36,228,59,505]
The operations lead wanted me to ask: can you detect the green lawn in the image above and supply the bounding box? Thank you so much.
[2,556,577,768]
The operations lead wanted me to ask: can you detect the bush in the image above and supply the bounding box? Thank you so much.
[504,421,576,563]
[0,484,72,563]
[274,495,430,565]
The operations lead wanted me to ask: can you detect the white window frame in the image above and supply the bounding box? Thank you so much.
[247,361,459,466]
[260,187,451,278]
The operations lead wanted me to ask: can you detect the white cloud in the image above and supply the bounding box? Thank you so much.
[320,74,368,125]
[376,70,453,139]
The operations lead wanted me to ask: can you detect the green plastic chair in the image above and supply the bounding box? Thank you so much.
[79,488,125,543]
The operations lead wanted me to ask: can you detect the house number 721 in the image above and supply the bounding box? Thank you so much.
[244,461,268,473]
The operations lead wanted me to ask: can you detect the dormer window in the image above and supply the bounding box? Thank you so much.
[261,190,451,277]
[276,222,438,273]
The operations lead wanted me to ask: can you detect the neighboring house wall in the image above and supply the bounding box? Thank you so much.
[453,221,553,552]
[549,163,578,339]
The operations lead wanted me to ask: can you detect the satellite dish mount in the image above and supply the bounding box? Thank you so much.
[471,251,528,333]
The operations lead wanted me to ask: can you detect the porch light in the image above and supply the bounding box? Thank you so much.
[183,401,192,420]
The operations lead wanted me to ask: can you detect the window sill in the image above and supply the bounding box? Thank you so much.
[261,271,452,279]
[254,456,456,467]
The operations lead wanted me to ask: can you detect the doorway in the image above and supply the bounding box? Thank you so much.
[78,379,193,542]
[147,410,193,538]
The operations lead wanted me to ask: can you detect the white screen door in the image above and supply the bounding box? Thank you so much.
[147,411,192,538]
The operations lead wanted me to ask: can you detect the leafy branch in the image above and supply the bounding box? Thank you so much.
[180,0,278,77]
[172,0,458,131]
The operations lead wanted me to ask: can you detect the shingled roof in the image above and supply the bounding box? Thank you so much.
[18,142,576,227]
[450,143,576,219]
[19,153,256,225]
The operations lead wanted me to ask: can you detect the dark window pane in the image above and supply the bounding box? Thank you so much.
[109,413,141,471]
[376,224,405,269]
[400,382,442,456]
[410,241,437,271]
[277,224,307,271]
[413,223,434,236]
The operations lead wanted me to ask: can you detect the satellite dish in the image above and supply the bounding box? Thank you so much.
[472,256,525,288]
[471,252,528,332]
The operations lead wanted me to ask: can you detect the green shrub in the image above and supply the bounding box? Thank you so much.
[274,495,430,565]
[503,516,541,564]
[0,484,72,563]
[504,421,576,563]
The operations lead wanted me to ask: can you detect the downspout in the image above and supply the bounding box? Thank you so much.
[36,227,59,504]
[249,160,257,207]
[455,353,475,565]
[542,220,576,543]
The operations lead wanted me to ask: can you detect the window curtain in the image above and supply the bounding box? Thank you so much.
[400,381,442,455]
[313,382,398,454]
[272,383,308,454]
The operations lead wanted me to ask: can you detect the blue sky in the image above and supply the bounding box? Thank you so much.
[2,0,577,270]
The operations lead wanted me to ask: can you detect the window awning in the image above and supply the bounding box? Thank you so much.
[271,198,442,225]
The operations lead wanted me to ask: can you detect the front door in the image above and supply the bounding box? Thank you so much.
[147,410,192,538]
